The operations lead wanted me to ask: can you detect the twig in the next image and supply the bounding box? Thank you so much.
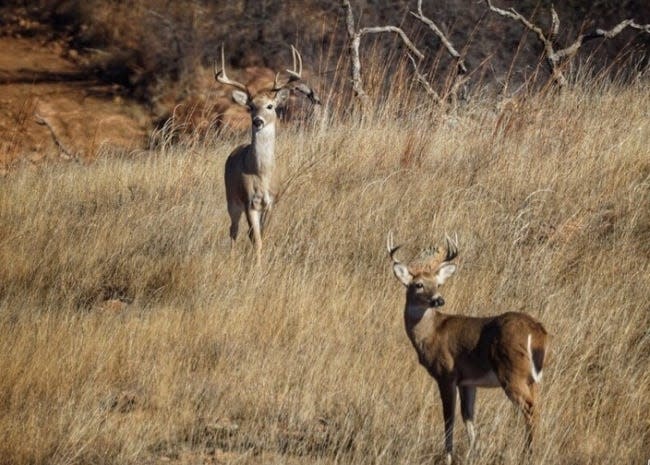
[406,53,439,101]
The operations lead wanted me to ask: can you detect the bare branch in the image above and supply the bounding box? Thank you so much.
[359,26,424,60]
[341,0,424,104]
[484,0,554,57]
[631,21,650,34]
[410,0,466,74]
[485,0,650,89]
[549,6,560,40]
[342,0,368,102]
[410,0,470,105]
[407,53,440,101]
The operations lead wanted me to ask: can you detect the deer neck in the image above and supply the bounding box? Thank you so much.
[404,304,441,363]
[249,123,276,175]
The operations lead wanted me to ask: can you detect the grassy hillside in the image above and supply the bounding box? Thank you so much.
[0,78,649,464]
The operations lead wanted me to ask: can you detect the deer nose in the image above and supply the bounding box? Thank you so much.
[252,116,264,129]
[430,297,444,307]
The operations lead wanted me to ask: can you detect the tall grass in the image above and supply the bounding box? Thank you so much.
[0,74,649,465]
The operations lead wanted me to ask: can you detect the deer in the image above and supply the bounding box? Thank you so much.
[386,232,548,465]
[215,45,319,266]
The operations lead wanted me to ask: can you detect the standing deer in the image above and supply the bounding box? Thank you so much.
[215,45,319,265]
[387,232,548,464]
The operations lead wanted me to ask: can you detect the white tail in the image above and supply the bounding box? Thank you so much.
[528,333,543,383]
[387,232,548,464]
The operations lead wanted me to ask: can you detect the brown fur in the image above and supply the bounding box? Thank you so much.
[390,239,548,463]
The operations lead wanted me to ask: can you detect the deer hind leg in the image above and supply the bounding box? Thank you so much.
[245,208,263,266]
[459,386,477,452]
[502,380,537,453]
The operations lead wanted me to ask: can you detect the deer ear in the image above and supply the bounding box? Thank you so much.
[435,263,456,286]
[231,89,249,107]
[274,88,290,106]
[393,263,413,287]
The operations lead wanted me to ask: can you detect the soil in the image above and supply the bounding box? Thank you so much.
[0,35,151,173]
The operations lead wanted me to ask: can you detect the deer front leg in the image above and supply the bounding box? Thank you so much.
[245,208,263,266]
[459,386,476,451]
[260,196,273,234]
[227,206,243,257]
[437,379,457,465]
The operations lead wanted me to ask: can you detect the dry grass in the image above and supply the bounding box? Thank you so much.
[0,78,649,465]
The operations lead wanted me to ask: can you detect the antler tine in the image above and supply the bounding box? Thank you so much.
[215,44,248,93]
[444,233,459,262]
[272,71,283,91]
[287,44,303,80]
[387,231,403,264]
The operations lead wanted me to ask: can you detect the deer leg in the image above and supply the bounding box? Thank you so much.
[525,383,539,452]
[437,379,457,465]
[459,386,477,451]
[260,204,272,235]
[227,206,243,255]
[245,208,263,266]
[503,381,536,454]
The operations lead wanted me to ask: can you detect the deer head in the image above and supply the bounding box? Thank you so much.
[387,231,458,308]
[215,45,318,133]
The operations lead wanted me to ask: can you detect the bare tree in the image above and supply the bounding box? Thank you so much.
[342,0,424,104]
[485,0,650,88]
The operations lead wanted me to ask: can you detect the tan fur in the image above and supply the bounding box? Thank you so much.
[216,46,318,266]
[223,92,286,266]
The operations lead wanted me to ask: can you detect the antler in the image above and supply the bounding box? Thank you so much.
[419,234,458,272]
[386,231,403,265]
[388,231,458,276]
[272,45,304,91]
[287,45,303,80]
[215,44,248,93]
[443,234,459,262]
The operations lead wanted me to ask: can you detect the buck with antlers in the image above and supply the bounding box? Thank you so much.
[387,232,548,464]
[215,45,319,265]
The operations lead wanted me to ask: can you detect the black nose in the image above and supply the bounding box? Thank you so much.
[430,297,444,307]
[252,117,264,129]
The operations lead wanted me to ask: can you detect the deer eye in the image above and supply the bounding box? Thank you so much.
[266,104,273,110]
[415,282,424,289]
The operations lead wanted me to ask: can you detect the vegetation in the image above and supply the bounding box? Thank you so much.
[2,0,648,103]
[1,67,649,465]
